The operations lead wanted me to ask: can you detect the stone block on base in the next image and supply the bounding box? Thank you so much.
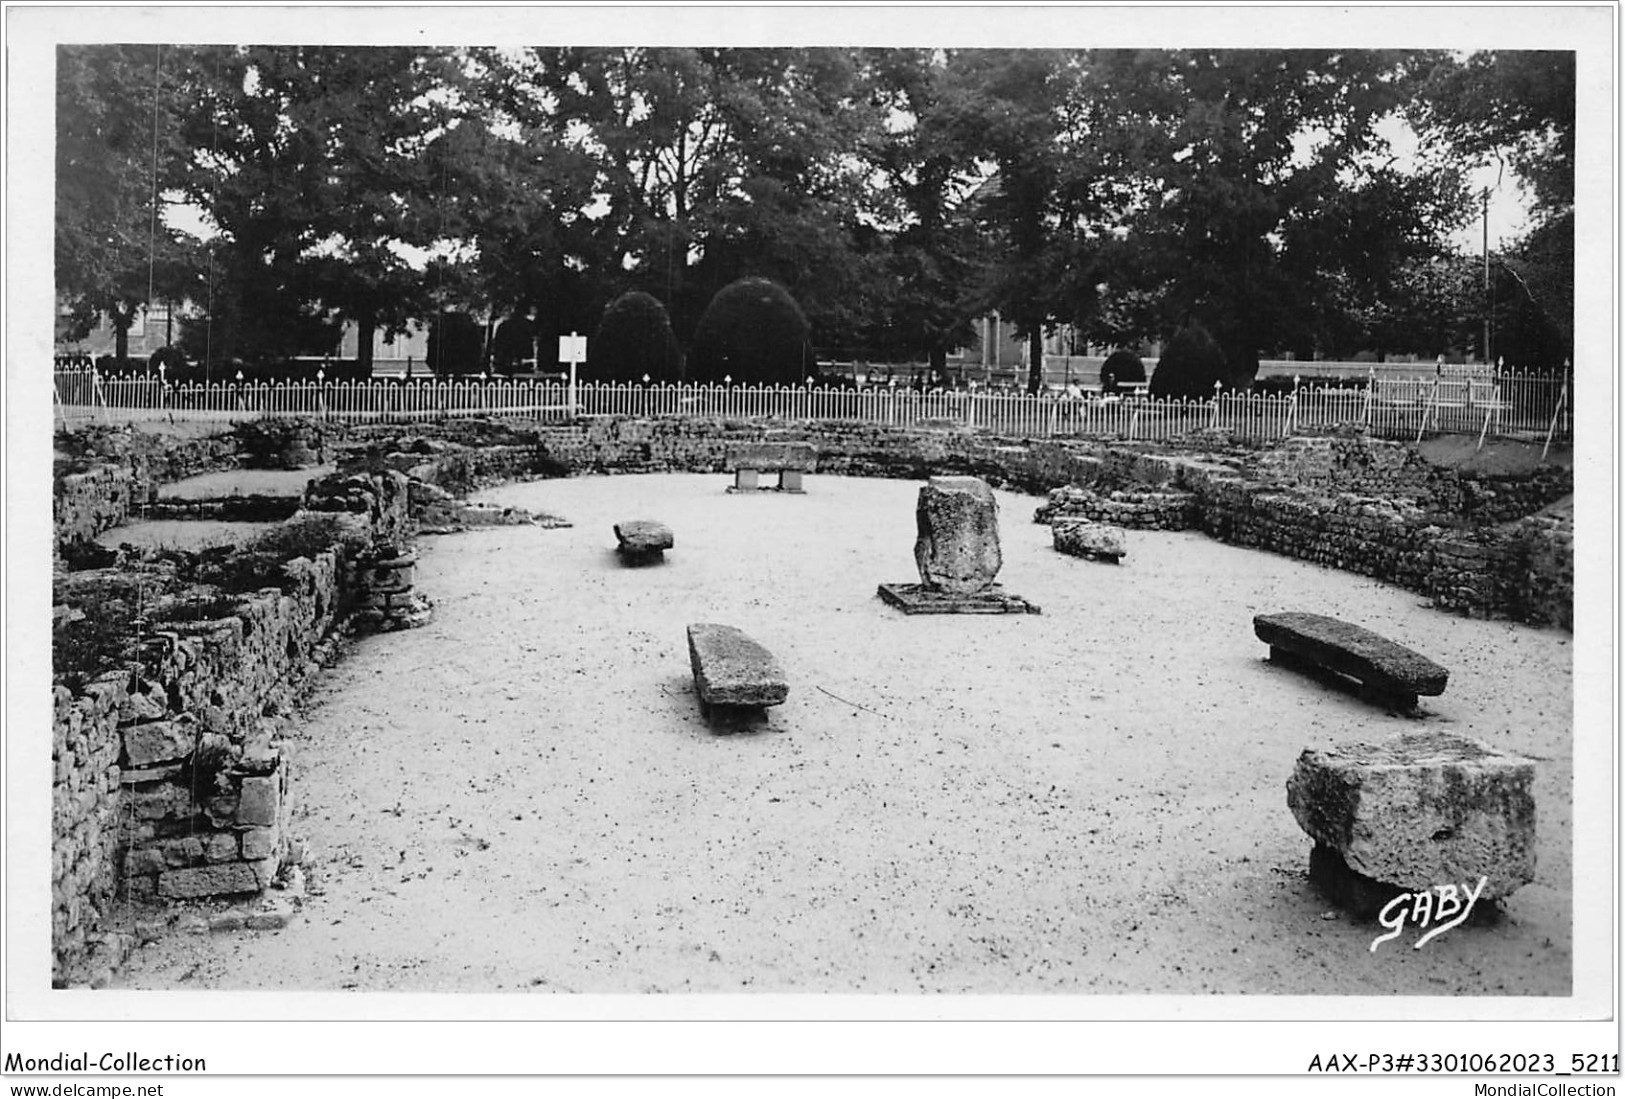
[1286,730,1535,899]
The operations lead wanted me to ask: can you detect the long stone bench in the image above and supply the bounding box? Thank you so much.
[686,623,789,713]
[725,442,816,493]
[1254,611,1448,712]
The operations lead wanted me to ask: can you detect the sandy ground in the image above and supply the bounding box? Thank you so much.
[110,472,1573,996]
[154,465,335,500]
[94,519,282,553]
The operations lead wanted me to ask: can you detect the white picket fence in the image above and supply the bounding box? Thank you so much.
[52,370,1571,446]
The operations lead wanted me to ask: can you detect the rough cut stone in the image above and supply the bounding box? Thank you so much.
[1286,730,1535,898]
[240,825,280,861]
[158,862,262,898]
[614,520,674,559]
[122,719,194,768]
[724,442,817,473]
[1255,611,1448,703]
[1052,518,1126,562]
[914,477,1002,594]
[687,623,789,708]
[235,775,280,827]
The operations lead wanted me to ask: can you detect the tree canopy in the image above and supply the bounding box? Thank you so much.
[57,45,1567,376]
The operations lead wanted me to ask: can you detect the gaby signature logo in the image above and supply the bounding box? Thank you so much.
[1369,876,1489,952]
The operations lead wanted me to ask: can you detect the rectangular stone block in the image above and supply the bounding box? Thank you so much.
[127,783,194,821]
[1286,730,1535,898]
[687,623,789,708]
[240,826,280,861]
[123,720,195,768]
[236,775,280,827]
[157,862,262,898]
[160,835,205,867]
[122,847,167,877]
[724,442,817,472]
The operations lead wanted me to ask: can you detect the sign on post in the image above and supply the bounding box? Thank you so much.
[559,332,587,412]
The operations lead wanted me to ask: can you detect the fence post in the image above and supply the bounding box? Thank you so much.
[1210,380,1221,431]
[1416,377,1437,445]
[1541,374,1569,462]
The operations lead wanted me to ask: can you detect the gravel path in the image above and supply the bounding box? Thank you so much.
[111,473,1573,995]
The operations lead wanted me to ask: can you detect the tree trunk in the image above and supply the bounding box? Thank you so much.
[111,302,136,365]
[1026,328,1044,395]
[356,311,376,375]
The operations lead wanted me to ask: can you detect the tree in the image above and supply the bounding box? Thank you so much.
[167,46,463,370]
[1148,321,1227,399]
[517,47,887,354]
[942,50,1076,394]
[687,277,811,384]
[857,49,982,376]
[1105,50,1461,384]
[589,291,683,383]
[1411,51,1575,366]
[56,44,194,361]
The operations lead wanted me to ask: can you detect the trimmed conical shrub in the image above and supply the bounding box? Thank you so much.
[1099,349,1146,394]
[1149,322,1227,399]
[688,277,812,385]
[427,311,487,376]
[589,292,683,383]
[489,315,537,374]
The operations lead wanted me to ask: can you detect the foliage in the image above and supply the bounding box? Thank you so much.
[55,45,198,357]
[57,46,1559,375]
[1149,322,1228,399]
[589,292,684,383]
[427,311,487,375]
[486,314,536,374]
[1410,51,1574,364]
[1099,349,1146,393]
[687,277,812,384]
[53,598,139,684]
[164,46,466,370]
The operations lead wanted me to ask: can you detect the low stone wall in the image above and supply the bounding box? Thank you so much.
[1035,486,1201,530]
[54,430,239,551]
[333,417,1571,629]
[140,495,303,523]
[50,469,409,986]
[51,673,130,988]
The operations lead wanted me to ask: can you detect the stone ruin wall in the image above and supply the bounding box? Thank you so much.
[54,432,239,552]
[49,465,409,987]
[47,417,1572,983]
[491,417,1572,629]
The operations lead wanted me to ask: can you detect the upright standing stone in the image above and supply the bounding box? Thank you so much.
[914,476,1002,594]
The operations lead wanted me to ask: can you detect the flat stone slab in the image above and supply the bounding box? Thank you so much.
[1286,730,1536,898]
[725,443,816,493]
[1052,518,1125,562]
[1255,611,1448,705]
[687,623,789,708]
[724,442,817,472]
[877,582,1041,615]
[614,520,673,560]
